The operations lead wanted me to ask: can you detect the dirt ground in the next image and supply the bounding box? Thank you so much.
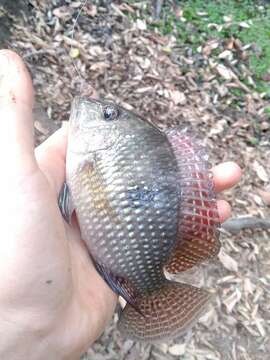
[1,1,269,359]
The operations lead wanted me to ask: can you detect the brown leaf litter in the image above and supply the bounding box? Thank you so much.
[2,1,269,359]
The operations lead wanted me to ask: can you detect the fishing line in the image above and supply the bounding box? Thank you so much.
[69,0,88,92]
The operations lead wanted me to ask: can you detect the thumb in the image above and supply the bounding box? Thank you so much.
[0,50,37,179]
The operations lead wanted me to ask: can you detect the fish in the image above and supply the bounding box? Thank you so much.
[58,96,220,342]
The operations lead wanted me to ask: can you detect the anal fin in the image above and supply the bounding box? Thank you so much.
[94,262,142,314]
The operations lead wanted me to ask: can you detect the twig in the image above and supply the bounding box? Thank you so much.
[222,217,270,234]
[154,0,164,19]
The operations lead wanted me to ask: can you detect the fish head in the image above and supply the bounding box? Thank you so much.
[68,96,151,155]
[67,96,162,177]
[68,97,122,155]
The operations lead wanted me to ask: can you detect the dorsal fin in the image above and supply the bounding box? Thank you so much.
[164,128,220,273]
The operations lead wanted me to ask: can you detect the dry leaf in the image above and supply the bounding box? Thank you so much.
[223,289,241,313]
[79,84,98,99]
[136,86,153,93]
[158,343,168,353]
[246,94,256,114]
[85,5,97,17]
[162,46,172,54]
[70,1,82,8]
[90,62,109,74]
[137,56,151,70]
[197,11,208,16]
[225,37,235,49]
[239,21,251,29]
[209,119,227,135]
[223,15,233,22]
[208,23,223,32]
[240,50,249,60]
[218,248,238,272]
[199,306,217,327]
[218,50,233,60]
[69,48,80,58]
[216,64,236,81]
[136,19,147,30]
[53,6,72,20]
[234,38,243,50]
[243,278,256,295]
[202,39,219,56]
[169,90,187,105]
[257,189,270,205]
[89,46,103,57]
[168,344,186,356]
[216,84,229,97]
[261,121,270,131]
[252,193,264,206]
[119,3,135,13]
[253,160,269,182]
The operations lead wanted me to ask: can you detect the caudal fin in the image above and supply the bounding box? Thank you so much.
[118,281,211,342]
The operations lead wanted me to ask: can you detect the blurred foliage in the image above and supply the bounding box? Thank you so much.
[146,0,270,94]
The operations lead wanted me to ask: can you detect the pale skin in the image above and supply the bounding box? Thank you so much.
[0,50,242,360]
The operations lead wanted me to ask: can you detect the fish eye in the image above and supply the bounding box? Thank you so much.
[103,105,119,121]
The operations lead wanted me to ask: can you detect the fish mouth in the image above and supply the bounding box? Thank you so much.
[68,125,120,155]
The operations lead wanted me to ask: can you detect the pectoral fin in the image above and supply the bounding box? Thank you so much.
[58,182,75,224]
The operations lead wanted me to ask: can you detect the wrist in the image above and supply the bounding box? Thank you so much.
[0,304,83,360]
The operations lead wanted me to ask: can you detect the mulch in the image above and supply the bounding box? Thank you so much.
[2,1,269,358]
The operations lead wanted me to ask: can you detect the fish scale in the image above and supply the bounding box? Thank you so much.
[59,97,220,342]
[69,125,179,294]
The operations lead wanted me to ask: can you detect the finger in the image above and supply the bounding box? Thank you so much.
[0,50,37,177]
[212,162,242,192]
[217,199,231,223]
[35,124,68,193]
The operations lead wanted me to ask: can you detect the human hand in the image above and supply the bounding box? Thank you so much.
[0,50,116,360]
[0,50,241,359]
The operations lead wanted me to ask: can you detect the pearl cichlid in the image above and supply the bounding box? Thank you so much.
[59,96,220,342]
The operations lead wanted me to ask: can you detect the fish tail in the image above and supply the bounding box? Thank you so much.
[118,280,211,342]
